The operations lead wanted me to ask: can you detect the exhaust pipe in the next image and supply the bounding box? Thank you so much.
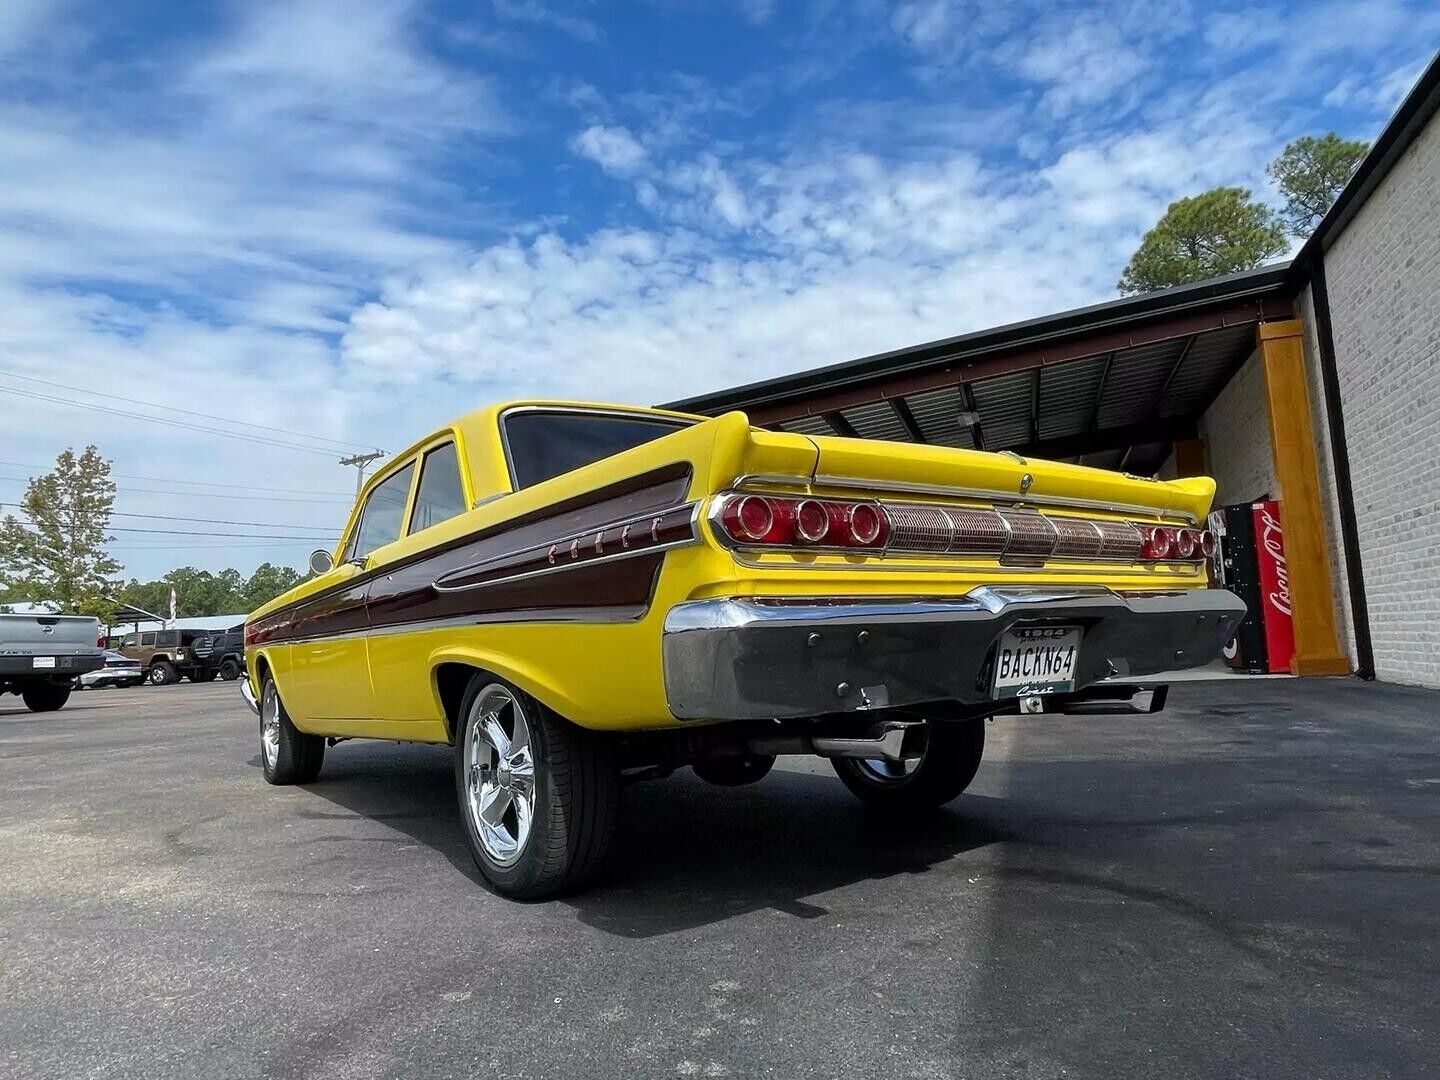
[746,720,923,763]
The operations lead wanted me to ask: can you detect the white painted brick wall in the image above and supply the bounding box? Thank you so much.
[1200,348,1279,508]
[1320,109,1440,689]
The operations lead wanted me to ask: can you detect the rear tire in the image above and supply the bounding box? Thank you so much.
[22,683,71,712]
[148,661,177,686]
[454,675,619,900]
[191,669,217,683]
[832,718,985,812]
[219,660,241,682]
[259,675,324,785]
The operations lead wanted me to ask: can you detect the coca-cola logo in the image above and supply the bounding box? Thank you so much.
[1257,506,1292,617]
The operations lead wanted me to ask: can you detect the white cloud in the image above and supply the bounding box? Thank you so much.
[570,124,649,174]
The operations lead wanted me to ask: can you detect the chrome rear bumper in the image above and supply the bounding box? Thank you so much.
[661,586,1245,721]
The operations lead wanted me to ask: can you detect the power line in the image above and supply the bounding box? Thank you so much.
[0,502,337,533]
[0,385,356,458]
[0,476,352,504]
[0,460,353,498]
[0,368,380,455]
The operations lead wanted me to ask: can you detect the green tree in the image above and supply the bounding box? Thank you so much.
[1267,133,1370,238]
[242,563,305,611]
[0,447,121,620]
[1118,187,1288,295]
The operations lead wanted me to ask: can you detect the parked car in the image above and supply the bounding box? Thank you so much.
[241,400,1244,899]
[117,629,221,685]
[1,612,105,711]
[191,625,245,681]
[77,650,145,689]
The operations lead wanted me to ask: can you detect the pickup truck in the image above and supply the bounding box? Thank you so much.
[241,400,1244,899]
[1,612,105,711]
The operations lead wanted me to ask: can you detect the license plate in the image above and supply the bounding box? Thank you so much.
[993,626,1082,699]
[32,656,56,669]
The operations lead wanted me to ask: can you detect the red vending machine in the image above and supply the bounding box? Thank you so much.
[1209,499,1295,674]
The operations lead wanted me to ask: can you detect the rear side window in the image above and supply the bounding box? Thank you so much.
[409,442,466,534]
[503,411,691,489]
[348,462,416,560]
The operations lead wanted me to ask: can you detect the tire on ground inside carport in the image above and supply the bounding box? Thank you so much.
[831,718,986,812]
[22,682,72,712]
[218,659,241,682]
[148,661,178,686]
[453,673,620,900]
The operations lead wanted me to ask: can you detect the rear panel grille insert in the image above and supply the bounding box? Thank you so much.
[879,501,1153,563]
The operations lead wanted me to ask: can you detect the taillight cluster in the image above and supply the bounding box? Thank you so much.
[715,494,890,549]
[1140,526,1216,562]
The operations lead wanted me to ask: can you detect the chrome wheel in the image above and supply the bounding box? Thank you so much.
[463,684,536,867]
[260,681,281,771]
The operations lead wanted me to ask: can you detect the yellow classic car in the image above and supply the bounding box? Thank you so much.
[242,401,1244,898]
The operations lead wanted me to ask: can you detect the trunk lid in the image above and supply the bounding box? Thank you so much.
[803,434,1215,522]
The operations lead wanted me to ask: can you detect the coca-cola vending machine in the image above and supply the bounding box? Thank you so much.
[1208,499,1295,674]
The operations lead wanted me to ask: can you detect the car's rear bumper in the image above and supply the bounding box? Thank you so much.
[0,652,105,678]
[240,677,260,716]
[661,586,1246,721]
[81,669,142,686]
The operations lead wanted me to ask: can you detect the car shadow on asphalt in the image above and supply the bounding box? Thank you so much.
[293,743,1008,937]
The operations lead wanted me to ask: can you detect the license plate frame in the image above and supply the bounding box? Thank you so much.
[992,625,1083,699]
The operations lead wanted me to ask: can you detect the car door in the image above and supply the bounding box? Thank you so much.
[285,459,418,721]
[365,438,473,723]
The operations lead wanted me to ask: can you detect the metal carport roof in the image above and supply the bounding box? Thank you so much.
[665,263,1296,474]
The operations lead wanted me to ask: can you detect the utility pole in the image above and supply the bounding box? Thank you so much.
[339,451,386,497]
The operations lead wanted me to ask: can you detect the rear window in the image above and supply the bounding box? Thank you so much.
[503,411,691,490]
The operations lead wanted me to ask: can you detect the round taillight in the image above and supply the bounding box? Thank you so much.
[848,503,884,545]
[795,499,830,543]
[1200,530,1218,559]
[1143,526,1174,560]
[1175,528,1198,559]
[733,495,774,540]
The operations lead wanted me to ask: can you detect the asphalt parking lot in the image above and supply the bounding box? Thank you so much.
[2,678,1437,1080]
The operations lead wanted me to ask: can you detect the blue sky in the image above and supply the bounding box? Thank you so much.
[0,0,1434,582]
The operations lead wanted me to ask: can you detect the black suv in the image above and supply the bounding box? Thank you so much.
[192,625,246,682]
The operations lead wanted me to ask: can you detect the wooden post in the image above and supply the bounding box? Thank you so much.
[1255,321,1350,676]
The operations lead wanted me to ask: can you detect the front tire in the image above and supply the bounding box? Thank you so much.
[832,718,985,812]
[218,660,241,682]
[259,676,324,785]
[454,676,619,900]
[22,682,71,712]
[148,661,177,686]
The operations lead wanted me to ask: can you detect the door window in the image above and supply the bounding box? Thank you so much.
[409,442,467,534]
[346,462,416,561]
[140,632,156,646]
[122,634,138,648]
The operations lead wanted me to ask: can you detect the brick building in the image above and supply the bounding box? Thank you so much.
[668,54,1440,689]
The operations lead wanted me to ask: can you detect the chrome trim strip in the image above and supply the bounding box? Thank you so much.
[268,606,650,646]
[240,678,260,716]
[726,552,1206,576]
[433,502,700,588]
[811,474,1198,524]
[432,506,700,594]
